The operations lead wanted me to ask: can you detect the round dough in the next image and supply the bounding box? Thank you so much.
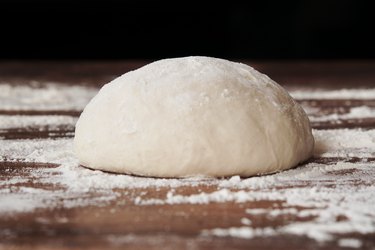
[74,56,314,177]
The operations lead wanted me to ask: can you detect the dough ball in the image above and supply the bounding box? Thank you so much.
[74,56,314,177]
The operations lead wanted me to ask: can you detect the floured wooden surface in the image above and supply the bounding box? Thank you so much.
[1,62,375,250]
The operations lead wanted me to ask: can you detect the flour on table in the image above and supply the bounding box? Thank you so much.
[0,115,77,130]
[0,83,97,111]
[290,88,375,100]
[308,106,375,122]
[0,83,374,244]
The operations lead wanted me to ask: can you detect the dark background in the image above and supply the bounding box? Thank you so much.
[0,0,374,60]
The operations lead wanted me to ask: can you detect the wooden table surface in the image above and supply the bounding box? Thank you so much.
[1,60,375,250]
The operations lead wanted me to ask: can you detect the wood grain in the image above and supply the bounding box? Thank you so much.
[1,61,375,250]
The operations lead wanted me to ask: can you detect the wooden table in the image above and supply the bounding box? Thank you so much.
[1,61,375,250]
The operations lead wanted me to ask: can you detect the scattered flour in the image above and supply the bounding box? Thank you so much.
[201,226,276,239]
[240,217,252,225]
[2,128,374,161]
[134,168,375,242]
[313,128,375,157]
[1,85,375,244]
[338,238,363,248]
[246,208,299,217]
[0,115,77,130]
[0,83,97,111]
[290,88,375,100]
[1,134,374,242]
[0,193,49,214]
[135,189,281,205]
[309,106,375,122]
[0,138,75,163]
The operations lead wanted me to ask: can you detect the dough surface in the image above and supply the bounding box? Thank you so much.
[74,56,314,177]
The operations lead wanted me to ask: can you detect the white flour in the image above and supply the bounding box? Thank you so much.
[0,83,375,244]
[309,106,375,122]
[0,83,97,110]
[0,115,77,130]
[338,238,363,248]
[290,88,375,100]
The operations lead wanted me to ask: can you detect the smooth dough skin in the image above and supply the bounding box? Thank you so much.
[74,56,314,177]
